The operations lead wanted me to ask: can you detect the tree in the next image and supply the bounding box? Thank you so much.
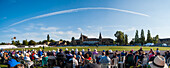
[60,39,63,41]
[125,34,128,45]
[15,40,21,46]
[0,42,6,45]
[135,30,139,43]
[146,30,153,43]
[50,39,56,43]
[114,31,125,45]
[28,40,36,45]
[22,40,28,46]
[42,40,48,44]
[153,35,159,44]
[37,41,42,44]
[66,41,70,45]
[113,40,116,45]
[71,37,75,41]
[130,38,135,45]
[12,40,15,45]
[140,29,145,45]
[47,34,50,42]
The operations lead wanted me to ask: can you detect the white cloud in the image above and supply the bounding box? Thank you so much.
[124,27,136,32]
[40,27,59,31]
[9,7,149,27]
[77,28,83,32]
[2,28,20,33]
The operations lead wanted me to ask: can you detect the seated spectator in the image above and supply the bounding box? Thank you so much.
[75,48,78,55]
[8,56,22,68]
[82,49,85,56]
[156,48,160,55]
[149,56,168,68]
[42,53,48,67]
[109,50,113,59]
[56,49,65,67]
[24,53,34,68]
[93,49,98,63]
[38,49,43,57]
[99,51,111,68]
[76,51,84,64]
[2,51,9,63]
[149,52,155,61]
[86,48,92,57]
[125,51,134,68]
[65,48,69,54]
[121,50,126,56]
[69,55,78,68]
[83,53,93,65]
[99,52,105,59]
[66,51,73,61]
[84,63,101,68]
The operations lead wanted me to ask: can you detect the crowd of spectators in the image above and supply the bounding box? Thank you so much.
[0,47,169,68]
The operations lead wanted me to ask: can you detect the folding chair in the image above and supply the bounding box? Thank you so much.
[101,64,111,68]
[142,58,148,68]
[167,57,170,66]
[111,58,118,68]
[118,56,125,68]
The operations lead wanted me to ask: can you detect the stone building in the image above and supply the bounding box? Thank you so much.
[71,33,114,45]
[158,38,170,46]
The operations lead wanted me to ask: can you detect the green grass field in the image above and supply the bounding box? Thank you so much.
[1,46,170,68]
[4,46,170,51]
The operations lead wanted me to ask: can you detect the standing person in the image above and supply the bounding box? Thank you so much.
[99,51,111,68]
[43,46,45,50]
[38,49,43,57]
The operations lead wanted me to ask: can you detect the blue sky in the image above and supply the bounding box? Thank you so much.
[1,0,170,43]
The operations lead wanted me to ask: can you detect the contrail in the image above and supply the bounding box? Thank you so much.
[9,7,150,27]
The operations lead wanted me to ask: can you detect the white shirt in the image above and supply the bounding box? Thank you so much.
[69,58,78,68]
[99,56,111,64]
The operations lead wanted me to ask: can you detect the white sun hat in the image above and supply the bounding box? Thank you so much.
[82,49,85,52]
[72,49,74,51]
[109,50,113,53]
[76,48,78,51]
[65,48,68,50]
[149,56,168,68]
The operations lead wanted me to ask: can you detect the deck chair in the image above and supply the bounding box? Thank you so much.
[118,56,125,68]
[24,60,34,68]
[101,63,111,68]
[111,58,118,68]
[142,58,148,68]
[167,57,170,66]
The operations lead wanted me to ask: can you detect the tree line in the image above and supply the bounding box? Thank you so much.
[0,29,159,46]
